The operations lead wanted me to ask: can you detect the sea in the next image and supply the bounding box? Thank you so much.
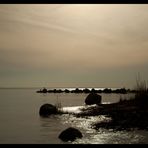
[0,88,148,144]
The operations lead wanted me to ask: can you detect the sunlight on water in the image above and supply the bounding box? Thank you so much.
[61,104,97,114]
[73,130,145,144]
[39,103,148,144]
[0,89,147,144]
[61,106,84,114]
[58,113,147,144]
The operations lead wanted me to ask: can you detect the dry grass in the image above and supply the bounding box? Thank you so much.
[55,96,63,113]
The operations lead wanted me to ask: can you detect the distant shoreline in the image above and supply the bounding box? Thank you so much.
[0,87,137,94]
[36,87,136,94]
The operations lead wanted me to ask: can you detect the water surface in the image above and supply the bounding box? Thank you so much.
[0,89,147,144]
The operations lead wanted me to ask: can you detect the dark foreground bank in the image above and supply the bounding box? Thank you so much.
[75,89,148,131]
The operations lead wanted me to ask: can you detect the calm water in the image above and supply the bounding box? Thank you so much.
[0,88,148,144]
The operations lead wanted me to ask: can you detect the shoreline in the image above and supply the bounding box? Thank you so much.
[36,87,136,94]
[55,92,148,132]
[74,99,148,131]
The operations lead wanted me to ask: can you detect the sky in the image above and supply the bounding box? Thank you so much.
[0,4,148,89]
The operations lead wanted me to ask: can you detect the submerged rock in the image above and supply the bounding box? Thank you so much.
[58,127,83,142]
[85,93,102,105]
[39,103,57,117]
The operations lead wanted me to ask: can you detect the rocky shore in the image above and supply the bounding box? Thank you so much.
[76,92,148,131]
[39,91,148,132]
[38,81,148,142]
[36,87,135,94]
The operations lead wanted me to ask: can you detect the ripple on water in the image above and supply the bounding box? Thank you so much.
[59,114,147,144]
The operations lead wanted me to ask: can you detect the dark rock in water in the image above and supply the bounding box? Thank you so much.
[36,90,42,93]
[83,88,90,93]
[64,89,70,93]
[103,88,112,93]
[91,88,96,93]
[42,88,47,93]
[74,88,83,93]
[39,103,57,117]
[37,88,48,93]
[58,127,83,142]
[85,93,102,105]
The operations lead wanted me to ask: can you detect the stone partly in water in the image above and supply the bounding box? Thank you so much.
[39,103,57,117]
[42,88,48,93]
[58,127,83,142]
[85,93,102,105]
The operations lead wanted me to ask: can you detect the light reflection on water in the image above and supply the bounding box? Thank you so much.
[0,89,147,144]
[73,130,145,144]
[37,105,148,144]
[56,114,147,144]
[37,92,148,144]
[39,115,72,144]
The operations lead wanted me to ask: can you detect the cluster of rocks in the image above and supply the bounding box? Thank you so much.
[37,87,131,94]
[39,93,102,117]
[39,92,102,142]
[38,88,148,142]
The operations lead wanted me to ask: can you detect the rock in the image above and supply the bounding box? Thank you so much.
[42,88,47,93]
[83,88,90,93]
[85,93,102,105]
[39,103,57,117]
[58,127,83,142]
[64,89,70,93]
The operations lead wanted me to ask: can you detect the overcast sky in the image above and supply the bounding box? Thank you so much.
[0,4,148,89]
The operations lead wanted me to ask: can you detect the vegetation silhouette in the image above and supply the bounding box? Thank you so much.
[76,79,148,131]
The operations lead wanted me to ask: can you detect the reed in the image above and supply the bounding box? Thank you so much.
[133,75,148,108]
[55,96,63,113]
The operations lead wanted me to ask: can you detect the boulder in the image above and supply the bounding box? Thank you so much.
[58,127,83,142]
[39,103,57,117]
[85,93,102,105]
[42,88,47,93]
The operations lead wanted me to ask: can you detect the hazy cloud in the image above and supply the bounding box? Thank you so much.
[0,4,148,88]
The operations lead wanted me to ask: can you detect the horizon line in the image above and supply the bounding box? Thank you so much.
[0,86,129,89]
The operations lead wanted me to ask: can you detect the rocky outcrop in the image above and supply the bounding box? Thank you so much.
[39,103,57,117]
[58,127,83,142]
[85,93,102,105]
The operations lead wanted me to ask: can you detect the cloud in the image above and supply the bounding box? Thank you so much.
[0,4,148,87]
